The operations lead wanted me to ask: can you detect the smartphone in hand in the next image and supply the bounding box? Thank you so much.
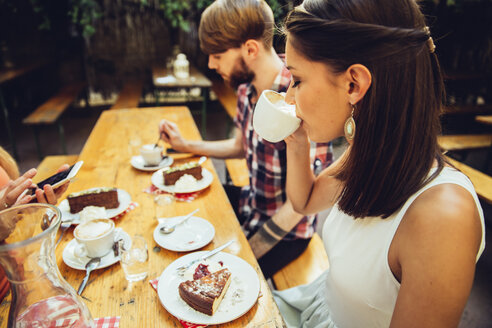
[29,161,84,197]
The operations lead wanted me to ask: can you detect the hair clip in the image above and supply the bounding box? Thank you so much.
[423,26,436,53]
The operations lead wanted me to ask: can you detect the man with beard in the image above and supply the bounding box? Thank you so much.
[159,0,333,279]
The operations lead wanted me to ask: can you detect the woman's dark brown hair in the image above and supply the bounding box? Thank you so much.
[285,0,445,218]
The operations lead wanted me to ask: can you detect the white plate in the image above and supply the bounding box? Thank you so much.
[58,188,132,225]
[153,216,215,252]
[131,155,173,172]
[151,168,213,194]
[62,229,131,270]
[157,251,260,325]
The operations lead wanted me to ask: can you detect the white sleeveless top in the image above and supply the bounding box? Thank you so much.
[321,166,486,327]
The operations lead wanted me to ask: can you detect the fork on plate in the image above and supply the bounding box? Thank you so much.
[176,240,235,276]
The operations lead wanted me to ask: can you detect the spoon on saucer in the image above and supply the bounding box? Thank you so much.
[160,209,199,234]
[78,257,101,295]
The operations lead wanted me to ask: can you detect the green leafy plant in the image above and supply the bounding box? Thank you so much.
[155,0,289,33]
[68,0,102,38]
[0,0,102,39]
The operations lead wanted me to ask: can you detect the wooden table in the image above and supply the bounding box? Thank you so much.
[0,107,284,327]
[0,61,46,159]
[152,65,212,137]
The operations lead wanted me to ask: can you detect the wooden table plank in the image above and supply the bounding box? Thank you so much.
[0,107,282,327]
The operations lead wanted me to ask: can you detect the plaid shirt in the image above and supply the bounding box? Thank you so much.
[234,55,333,240]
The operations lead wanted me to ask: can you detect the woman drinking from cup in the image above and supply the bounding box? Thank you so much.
[273,0,485,327]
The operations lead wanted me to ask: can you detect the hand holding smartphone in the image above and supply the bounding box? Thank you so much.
[29,161,83,198]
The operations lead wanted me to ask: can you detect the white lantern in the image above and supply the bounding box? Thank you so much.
[173,53,190,79]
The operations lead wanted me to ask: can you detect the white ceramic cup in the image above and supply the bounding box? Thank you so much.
[140,144,163,166]
[73,218,116,258]
[253,90,301,143]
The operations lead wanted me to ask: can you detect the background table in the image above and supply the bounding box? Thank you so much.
[0,107,284,327]
[152,65,212,137]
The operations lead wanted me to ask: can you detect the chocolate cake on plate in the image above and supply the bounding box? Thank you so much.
[163,162,202,186]
[67,188,119,214]
[178,268,232,315]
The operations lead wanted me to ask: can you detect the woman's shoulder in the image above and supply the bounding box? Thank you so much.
[397,174,483,264]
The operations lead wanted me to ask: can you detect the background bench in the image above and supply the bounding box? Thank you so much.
[110,79,144,110]
[445,155,492,204]
[211,78,249,187]
[272,233,329,290]
[438,134,492,151]
[23,82,86,159]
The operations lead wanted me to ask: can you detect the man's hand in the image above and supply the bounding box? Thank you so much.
[159,119,188,152]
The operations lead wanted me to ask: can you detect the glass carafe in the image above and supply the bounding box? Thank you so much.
[0,203,94,327]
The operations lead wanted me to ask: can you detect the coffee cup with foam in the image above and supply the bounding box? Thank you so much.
[73,218,116,258]
[253,90,301,143]
[140,144,163,166]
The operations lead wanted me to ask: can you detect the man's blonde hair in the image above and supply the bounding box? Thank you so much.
[199,0,275,54]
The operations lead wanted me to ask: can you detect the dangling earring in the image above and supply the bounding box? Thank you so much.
[344,104,356,141]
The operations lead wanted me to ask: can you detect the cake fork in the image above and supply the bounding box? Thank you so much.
[177,240,235,276]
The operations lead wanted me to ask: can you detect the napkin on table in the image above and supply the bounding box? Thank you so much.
[143,185,203,202]
[109,202,139,220]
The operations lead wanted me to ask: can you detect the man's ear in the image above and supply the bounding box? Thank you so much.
[345,64,372,105]
[241,39,260,62]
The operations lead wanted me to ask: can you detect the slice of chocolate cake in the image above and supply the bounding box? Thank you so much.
[163,162,203,186]
[178,268,231,316]
[67,188,119,214]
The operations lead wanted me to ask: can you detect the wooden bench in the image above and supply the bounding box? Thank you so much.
[442,104,492,115]
[476,115,492,126]
[110,79,144,110]
[211,78,237,119]
[438,134,492,151]
[272,233,329,290]
[211,78,250,187]
[34,154,79,183]
[445,156,492,204]
[224,158,249,187]
[23,82,86,159]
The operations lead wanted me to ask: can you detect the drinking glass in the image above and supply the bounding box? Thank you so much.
[120,235,148,282]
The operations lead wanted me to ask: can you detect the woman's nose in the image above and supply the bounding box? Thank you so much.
[285,83,295,105]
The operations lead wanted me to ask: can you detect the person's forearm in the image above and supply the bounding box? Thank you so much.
[286,140,315,213]
[249,199,304,259]
[182,138,244,158]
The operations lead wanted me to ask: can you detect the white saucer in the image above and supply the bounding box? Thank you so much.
[62,229,131,270]
[131,155,173,171]
[153,216,215,252]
